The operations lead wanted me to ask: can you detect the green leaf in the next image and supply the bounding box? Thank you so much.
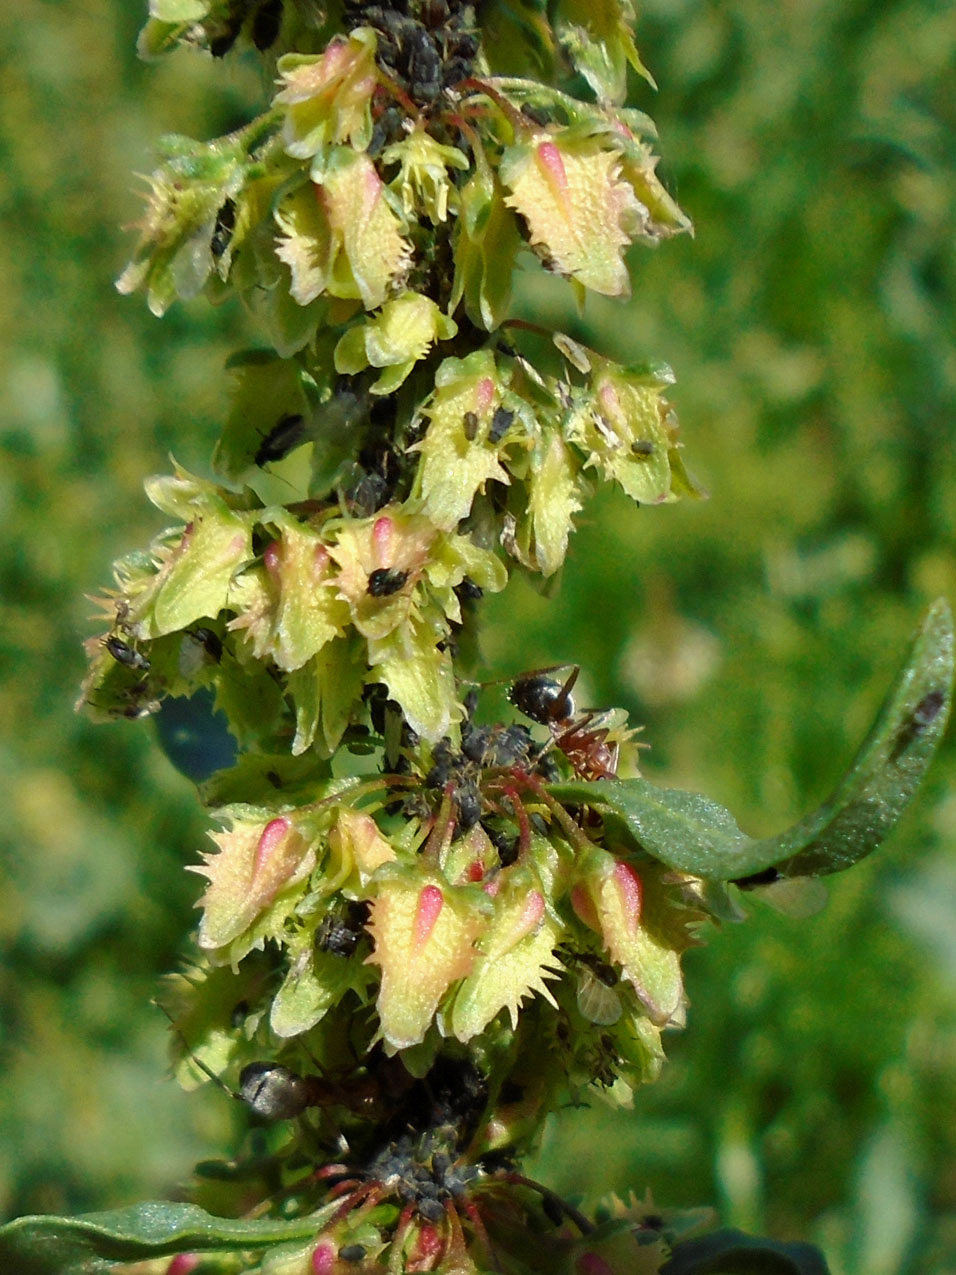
[149,0,210,20]
[552,0,656,103]
[550,600,953,880]
[0,1201,329,1275]
[661,1228,831,1274]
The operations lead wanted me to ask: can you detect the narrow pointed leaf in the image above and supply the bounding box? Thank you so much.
[0,1201,328,1275]
[661,1227,831,1274]
[550,600,953,880]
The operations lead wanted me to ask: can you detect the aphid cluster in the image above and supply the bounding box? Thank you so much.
[88,609,228,722]
[327,1054,488,1219]
[317,900,371,957]
[346,431,404,515]
[421,692,548,835]
[343,1,479,107]
[361,1129,481,1221]
[172,1008,491,1203]
[405,669,629,841]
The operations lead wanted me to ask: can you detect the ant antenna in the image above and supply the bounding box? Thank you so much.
[153,1000,240,1101]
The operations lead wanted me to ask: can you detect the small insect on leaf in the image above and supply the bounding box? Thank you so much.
[211,198,236,259]
[489,406,515,444]
[254,413,307,467]
[367,567,409,597]
[889,687,946,762]
[105,634,151,672]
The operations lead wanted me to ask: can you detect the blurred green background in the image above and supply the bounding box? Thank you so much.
[1,2,954,1271]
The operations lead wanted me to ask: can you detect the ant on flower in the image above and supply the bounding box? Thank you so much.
[508,665,627,781]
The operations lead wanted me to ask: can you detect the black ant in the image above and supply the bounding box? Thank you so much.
[509,666,579,725]
[158,1003,401,1123]
[509,666,621,780]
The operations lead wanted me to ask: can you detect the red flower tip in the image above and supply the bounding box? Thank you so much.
[254,817,292,879]
[414,883,445,945]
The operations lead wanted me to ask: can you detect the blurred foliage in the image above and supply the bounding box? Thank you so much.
[0,1,953,1272]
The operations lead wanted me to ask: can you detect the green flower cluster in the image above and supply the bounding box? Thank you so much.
[73,4,942,1274]
[82,0,704,1123]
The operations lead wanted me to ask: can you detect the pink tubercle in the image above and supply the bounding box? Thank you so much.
[570,883,600,933]
[313,543,330,580]
[515,889,545,942]
[536,141,568,196]
[482,877,501,897]
[414,884,444,946]
[476,377,495,414]
[362,158,385,211]
[576,1253,616,1275]
[597,383,620,415]
[254,817,291,879]
[264,540,282,577]
[312,1241,336,1275]
[166,1256,201,1275]
[321,39,349,77]
[373,515,394,564]
[612,861,642,932]
[413,1222,443,1262]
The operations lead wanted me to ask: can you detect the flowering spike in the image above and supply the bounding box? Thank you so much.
[57,5,924,1274]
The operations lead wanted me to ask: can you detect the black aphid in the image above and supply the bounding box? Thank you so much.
[489,406,514,443]
[105,634,151,672]
[211,198,236,259]
[367,567,409,597]
[254,413,306,467]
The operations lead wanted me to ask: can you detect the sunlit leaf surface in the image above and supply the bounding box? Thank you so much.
[552,600,953,880]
